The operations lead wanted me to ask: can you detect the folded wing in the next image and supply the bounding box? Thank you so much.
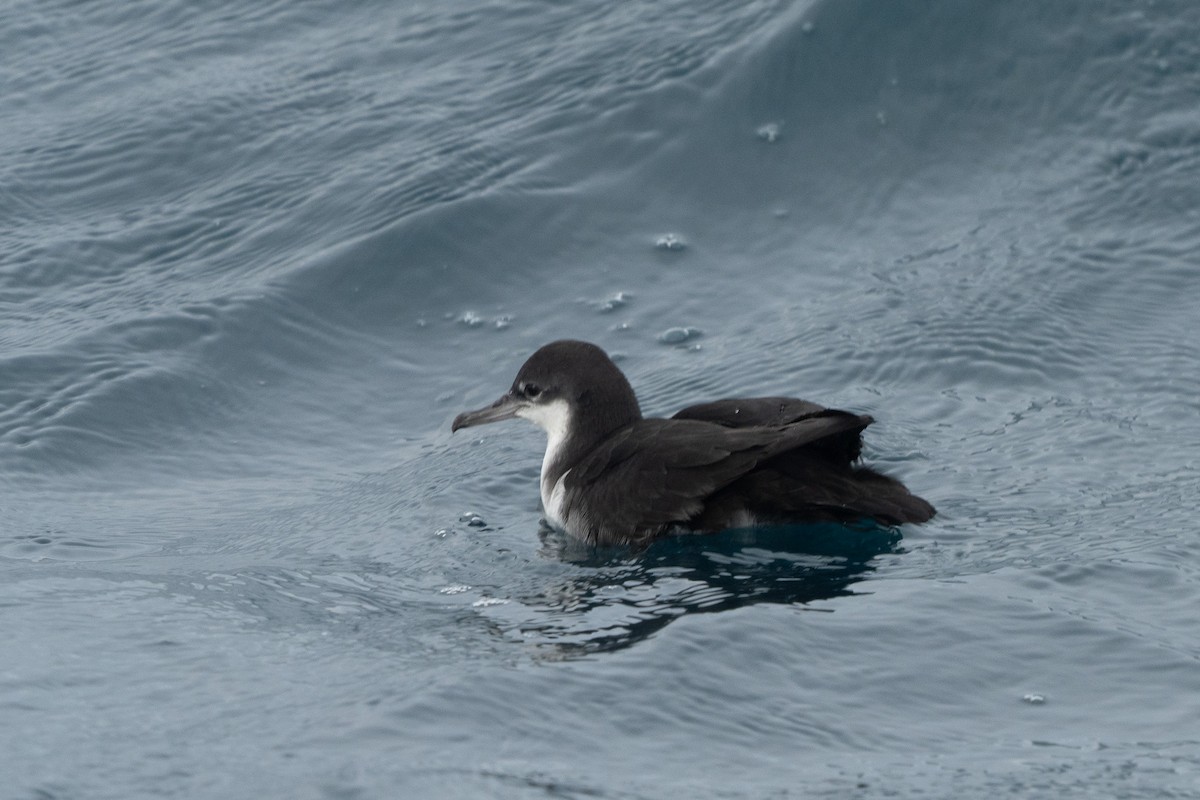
[673,396,934,526]
[561,413,873,544]
[672,396,866,464]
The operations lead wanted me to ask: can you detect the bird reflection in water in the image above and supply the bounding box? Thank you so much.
[497,521,902,657]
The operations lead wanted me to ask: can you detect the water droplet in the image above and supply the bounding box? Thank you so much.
[1022,693,1046,705]
[658,327,702,345]
[655,233,686,251]
[494,314,513,330]
[875,110,888,126]
[597,291,631,312]
[756,122,782,143]
[458,311,484,328]
[800,21,815,34]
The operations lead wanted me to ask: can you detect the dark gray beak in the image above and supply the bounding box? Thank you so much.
[451,392,523,432]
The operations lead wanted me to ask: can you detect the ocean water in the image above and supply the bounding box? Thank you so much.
[3,0,1199,797]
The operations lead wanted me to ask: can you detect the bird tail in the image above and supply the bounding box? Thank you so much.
[832,465,936,524]
[731,459,936,526]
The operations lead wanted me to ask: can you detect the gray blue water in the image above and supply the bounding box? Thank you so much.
[4,0,1200,797]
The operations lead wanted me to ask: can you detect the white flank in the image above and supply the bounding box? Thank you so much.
[544,469,571,529]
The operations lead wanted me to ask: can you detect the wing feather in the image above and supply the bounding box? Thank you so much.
[562,414,872,544]
[673,397,866,463]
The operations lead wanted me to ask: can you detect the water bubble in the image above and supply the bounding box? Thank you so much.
[472,597,509,608]
[597,291,630,312]
[756,122,782,143]
[439,584,472,595]
[875,110,888,126]
[658,326,702,345]
[494,314,513,330]
[1022,693,1046,705]
[654,233,686,251]
[458,311,484,328]
[459,511,487,527]
[800,21,815,34]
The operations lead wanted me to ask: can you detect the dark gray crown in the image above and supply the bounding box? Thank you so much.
[511,340,641,442]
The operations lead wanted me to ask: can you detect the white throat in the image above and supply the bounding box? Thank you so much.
[516,398,573,527]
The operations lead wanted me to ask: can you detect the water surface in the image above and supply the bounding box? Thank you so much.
[3,1,1199,797]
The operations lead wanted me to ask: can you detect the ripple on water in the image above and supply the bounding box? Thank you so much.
[1,531,158,562]
[595,290,631,313]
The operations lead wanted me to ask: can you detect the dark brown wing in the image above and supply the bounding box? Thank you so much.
[673,396,865,464]
[702,461,937,529]
[672,396,827,427]
[560,414,872,545]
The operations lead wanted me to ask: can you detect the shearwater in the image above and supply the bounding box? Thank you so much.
[452,340,934,546]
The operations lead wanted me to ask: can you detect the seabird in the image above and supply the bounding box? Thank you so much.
[452,339,934,546]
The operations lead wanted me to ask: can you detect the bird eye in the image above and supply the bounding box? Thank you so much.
[522,383,542,399]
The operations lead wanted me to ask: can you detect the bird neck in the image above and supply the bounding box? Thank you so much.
[540,385,640,500]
